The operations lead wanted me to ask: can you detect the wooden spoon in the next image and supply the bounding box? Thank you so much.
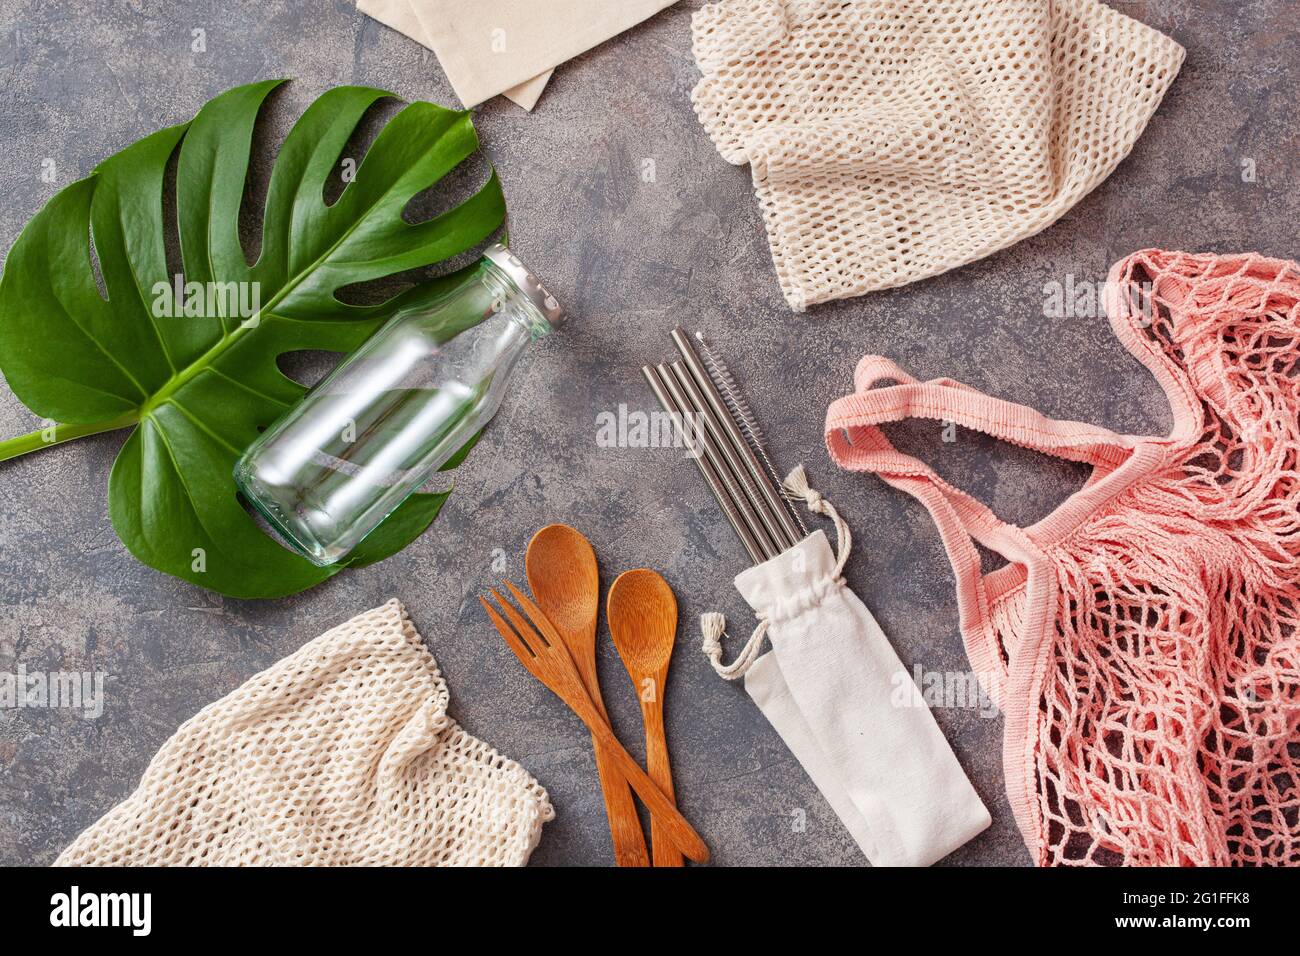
[607,568,683,867]
[526,525,650,867]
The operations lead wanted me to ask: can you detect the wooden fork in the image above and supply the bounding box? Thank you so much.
[481,582,710,865]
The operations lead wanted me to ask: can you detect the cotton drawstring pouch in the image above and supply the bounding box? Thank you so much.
[703,466,991,866]
[57,600,553,866]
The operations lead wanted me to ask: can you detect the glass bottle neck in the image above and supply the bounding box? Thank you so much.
[482,260,554,343]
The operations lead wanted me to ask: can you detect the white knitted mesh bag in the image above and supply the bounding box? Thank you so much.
[691,0,1186,310]
[57,600,553,866]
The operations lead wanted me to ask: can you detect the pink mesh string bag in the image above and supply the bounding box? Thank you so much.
[825,250,1300,866]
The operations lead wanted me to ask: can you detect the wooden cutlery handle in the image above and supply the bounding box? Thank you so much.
[568,640,648,867]
[588,717,709,864]
[643,701,684,867]
[589,733,651,867]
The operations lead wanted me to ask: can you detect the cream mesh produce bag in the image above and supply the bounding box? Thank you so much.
[691,0,1185,310]
[57,600,553,866]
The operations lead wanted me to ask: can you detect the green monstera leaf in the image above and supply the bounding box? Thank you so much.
[0,81,506,598]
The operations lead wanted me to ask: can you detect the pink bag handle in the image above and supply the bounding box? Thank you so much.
[824,357,1134,706]
[835,356,1133,467]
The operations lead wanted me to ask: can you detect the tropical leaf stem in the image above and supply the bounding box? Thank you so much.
[0,413,139,462]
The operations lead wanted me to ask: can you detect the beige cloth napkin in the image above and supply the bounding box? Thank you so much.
[359,0,678,110]
[360,0,552,109]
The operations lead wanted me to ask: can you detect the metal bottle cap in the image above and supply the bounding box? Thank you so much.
[484,242,565,329]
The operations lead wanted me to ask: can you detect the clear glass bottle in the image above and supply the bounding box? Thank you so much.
[234,243,563,566]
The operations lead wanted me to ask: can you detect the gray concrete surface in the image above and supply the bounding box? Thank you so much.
[0,0,1296,867]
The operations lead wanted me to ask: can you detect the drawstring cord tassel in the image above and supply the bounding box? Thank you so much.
[701,612,769,682]
[782,464,851,576]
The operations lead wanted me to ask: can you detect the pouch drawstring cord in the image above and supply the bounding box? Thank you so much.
[701,465,851,679]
